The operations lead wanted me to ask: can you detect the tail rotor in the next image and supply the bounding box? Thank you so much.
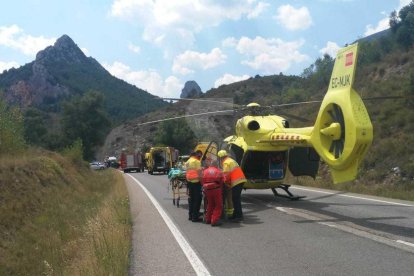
[310,43,373,184]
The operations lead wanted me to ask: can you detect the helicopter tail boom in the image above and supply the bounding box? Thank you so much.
[310,43,373,184]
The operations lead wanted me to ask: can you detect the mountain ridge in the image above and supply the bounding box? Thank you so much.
[0,34,166,122]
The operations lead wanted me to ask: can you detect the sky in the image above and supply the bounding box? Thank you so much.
[0,0,411,98]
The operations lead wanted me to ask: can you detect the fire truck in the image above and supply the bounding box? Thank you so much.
[119,150,145,173]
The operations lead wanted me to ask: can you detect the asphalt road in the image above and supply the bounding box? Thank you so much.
[124,172,414,276]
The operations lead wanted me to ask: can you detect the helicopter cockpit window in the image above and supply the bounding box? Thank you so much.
[201,142,218,167]
[247,120,260,130]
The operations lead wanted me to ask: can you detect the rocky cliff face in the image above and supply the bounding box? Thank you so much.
[180,80,203,98]
[36,35,87,64]
[1,36,79,108]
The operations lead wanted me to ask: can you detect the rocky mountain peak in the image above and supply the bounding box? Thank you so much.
[35,34,87,64]
[180,80,203,98]
[54,34,78,50]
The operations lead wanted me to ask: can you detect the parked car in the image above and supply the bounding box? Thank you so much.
[90,161,106,170]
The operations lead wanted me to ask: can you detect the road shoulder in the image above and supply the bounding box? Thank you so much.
[124,174,195,275]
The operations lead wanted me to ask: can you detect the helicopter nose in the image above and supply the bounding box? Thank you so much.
[247,120,260,130]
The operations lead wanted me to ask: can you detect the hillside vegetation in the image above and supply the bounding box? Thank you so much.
[0,81,137,275]
[1,66,132,274]
[0,142,131,275]
[0,35,166,160]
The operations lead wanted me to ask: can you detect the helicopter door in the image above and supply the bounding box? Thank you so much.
[288,147,320,178]
[269,152,286,180]
[201,141,218,167]
[229,144,244,165]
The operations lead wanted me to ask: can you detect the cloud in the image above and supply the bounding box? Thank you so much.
[399,0,412,10]
[228,36,308,73]
[214,73,250,88]
[363,0,410,37]
[103,61,183,97]
[110,0,268,49]
[275,5,312,31]
[0,25,55,56]
[172,48,227,75]
[319,41,340,57]
[81,47,90,56]
[317,0,355,2]
[247,2,270,19]
[0,60,20,73]
[364,17,389,36]
[222,37,238,48]
[128,43,141,53]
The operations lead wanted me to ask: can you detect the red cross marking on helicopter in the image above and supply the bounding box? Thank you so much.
[345,52,353,66]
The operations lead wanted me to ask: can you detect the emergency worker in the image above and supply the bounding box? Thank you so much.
[185,151,203,222]
[218,150,246,221]
[201,160,224,226]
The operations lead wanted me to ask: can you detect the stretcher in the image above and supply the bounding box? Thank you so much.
[168,168,188,207]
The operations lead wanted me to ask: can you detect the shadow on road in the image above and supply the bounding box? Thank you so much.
[245,190,414,240]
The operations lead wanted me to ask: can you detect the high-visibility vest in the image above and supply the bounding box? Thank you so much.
[185,156,202,183]
[222,157,246,187]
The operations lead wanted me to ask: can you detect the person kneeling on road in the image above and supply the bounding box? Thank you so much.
[202,160,224,227]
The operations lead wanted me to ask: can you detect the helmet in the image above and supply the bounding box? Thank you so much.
[195,150,203,158]
[218,150,228,158]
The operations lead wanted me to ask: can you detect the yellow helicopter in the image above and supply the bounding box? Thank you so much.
[141,43,373,199]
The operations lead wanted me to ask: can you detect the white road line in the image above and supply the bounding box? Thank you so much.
[396,240,414,247]
[275,206,414,253]
[291,186,414,207]
[127,175,211,276]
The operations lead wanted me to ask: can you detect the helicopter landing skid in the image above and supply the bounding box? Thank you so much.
[271,185,306,201]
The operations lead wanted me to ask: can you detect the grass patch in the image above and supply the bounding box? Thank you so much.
[0,149,131,275]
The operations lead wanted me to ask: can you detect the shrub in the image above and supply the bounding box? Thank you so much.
[61,139,85,167]
[0,98,26,155]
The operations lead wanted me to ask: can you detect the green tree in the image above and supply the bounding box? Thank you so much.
[0,97,26,155]
[389,1,414,48]
[283,88,306,103]
[23,107,48,146]
[358,41,382,65]
[301,54,334,94]
[154,118,196,152]
[61,91,111,160]
[407,71,414,106]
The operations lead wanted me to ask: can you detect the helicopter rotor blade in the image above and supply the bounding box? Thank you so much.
[160,97,243,107]
[328,109,337,121]
[137,109,234,126]
[270,100,322,108]
[337,139,344,155]
[268,95,410,109]
[138,94,410,127]
[362,95,412,101]
[333,104,341,122]
[329,141,335,153]
[334,141,340,159]
[277,111,312,122]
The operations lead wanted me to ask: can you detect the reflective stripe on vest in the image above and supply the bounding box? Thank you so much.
[185,156,201,183]
[229,166,246,187]
[186,169,200,183]
[222,157,246,187]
